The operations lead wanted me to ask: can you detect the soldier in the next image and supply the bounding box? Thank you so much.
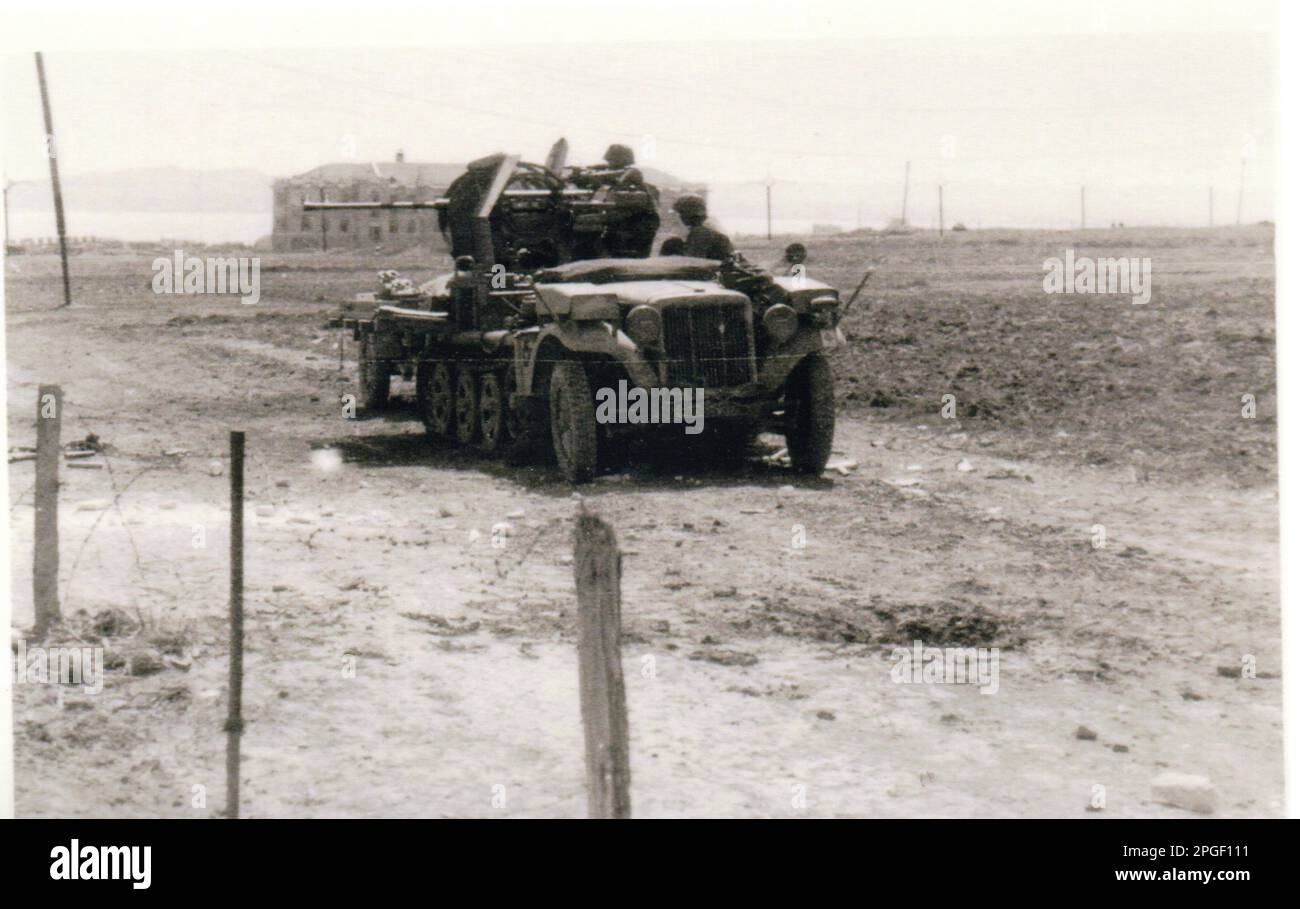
[571,144,659,258]
[771,242,807,275]
[659,236,686,256]
[672,194,733,261]
[570,144,645,190]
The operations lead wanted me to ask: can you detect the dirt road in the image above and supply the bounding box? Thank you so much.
[6,238,1281,817]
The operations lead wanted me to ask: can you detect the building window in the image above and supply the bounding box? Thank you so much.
[340,220,349,233]
[390,218,399,234]
[301,217,311,232]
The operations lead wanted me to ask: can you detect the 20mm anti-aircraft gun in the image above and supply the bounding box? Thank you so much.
[314,149,845,483]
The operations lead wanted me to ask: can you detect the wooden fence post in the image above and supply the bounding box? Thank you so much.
[225,430,245,818]
[33,385,62,638]
[573,508,631,819]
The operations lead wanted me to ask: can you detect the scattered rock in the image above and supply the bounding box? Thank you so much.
[1075,725,1098,741]
[956,459,974,472]
[689,649,758,668]
[128,652,164,676]
[711,586,738,598]
[76,499,112,512]
[207,459,224,477]
[1151,772,1217,814]
[1112,744,1129,753]
[338,576,365,591]
[506,509,525,519]
[815,710,836,721]
[255,504,275,517]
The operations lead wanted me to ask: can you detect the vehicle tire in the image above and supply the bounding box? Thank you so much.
[358,335,390,411]
[549,360,599,483]
[419,361,455,438]
[454,368,480,445]
[478,371,507,453]
[783,352,835,474]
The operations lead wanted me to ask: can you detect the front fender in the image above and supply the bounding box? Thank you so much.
[524,321,660,394]
[758,328,838,390]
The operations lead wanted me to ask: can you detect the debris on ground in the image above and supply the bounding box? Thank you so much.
[1151,772,1218,814]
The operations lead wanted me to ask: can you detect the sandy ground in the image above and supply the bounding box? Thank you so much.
[5,232,1282,817]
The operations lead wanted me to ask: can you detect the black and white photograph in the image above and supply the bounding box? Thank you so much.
[0,0,1294,871]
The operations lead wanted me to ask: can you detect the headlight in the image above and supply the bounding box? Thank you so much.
[810,295,839,328]
[762,303,799,344]
[625,305,662,346]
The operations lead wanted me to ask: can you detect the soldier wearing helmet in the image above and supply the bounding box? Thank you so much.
[672,194,733,261]
[603,144,635,169]
[770,242,808,275]
[571,144,645,190]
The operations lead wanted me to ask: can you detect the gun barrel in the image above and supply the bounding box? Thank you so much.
[303,199,447,211]
[301,188,612,211]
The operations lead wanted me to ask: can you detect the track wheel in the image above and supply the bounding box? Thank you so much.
[549,361,599,483]
[454,368,480,445]
[418,362,455,437]
[478,371,507,453]
[358,334,390,411]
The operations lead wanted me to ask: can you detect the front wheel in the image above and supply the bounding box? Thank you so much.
[783,352,835,474]
[549,361,599,483]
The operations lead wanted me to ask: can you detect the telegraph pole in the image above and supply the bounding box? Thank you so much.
[765,179,773,241]
[900,161,911,227]
[35,53,72,308]
[1236,158,1246,225]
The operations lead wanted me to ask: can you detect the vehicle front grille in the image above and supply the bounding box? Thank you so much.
[661,302,754,388]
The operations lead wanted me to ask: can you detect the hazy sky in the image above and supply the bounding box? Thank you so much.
[0,0,1278,229]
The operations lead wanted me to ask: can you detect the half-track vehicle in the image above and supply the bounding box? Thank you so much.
[314,150,845,483]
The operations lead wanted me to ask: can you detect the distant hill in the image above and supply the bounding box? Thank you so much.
[9,166,273,214]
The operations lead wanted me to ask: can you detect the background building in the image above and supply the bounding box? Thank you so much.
[271,151,705,253]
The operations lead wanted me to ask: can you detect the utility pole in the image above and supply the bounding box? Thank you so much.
[1236,158,1246,225]
[938,184,945,236]
[900,161,911,227]
[764,172,773,241]
[35,53,72,308]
